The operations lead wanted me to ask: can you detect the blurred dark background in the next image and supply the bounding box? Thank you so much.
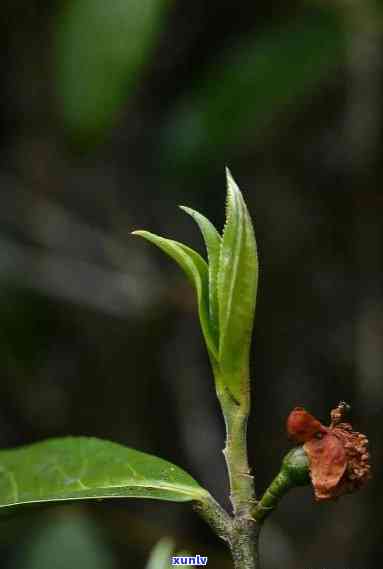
[0,0,382,568]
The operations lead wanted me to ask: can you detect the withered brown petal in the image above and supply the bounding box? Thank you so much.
[304,433,347,500]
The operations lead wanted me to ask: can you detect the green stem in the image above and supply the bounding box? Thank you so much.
[229,518,260,569]
[252,471,293,524]
[197,369,309,567]
[193,495,232,544]
[216,367,256,517]
[195,496,261,569]
[223,400,255,516]
[215,366,260,568]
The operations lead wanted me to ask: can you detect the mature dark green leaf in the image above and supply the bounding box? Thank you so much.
[179,206,221,337]
[132,231,218,357]
[216,170,258,401]
[0,437,208,510]
[55,0,166,140]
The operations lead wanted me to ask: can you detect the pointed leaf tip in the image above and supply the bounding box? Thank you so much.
[225,166,234,183]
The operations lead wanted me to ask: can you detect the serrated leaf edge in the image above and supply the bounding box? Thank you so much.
[217,168,245,361]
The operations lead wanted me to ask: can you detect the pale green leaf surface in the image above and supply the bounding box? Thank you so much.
[0,437,208,510]
[145,538,192,569]
[179,206,221,336]
[132,231,218,357]
[145,538,174,569]
[217,170,258,400]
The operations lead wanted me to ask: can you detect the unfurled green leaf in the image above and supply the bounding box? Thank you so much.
[0,437,208,510]
[216,169,258,401]
[132,231,218,357]
[179,206,221,336]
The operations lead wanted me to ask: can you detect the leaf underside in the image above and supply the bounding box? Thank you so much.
[0,437,207,510]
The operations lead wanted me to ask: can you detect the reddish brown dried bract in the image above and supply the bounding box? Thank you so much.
[305,433,347,500]
[287,403,371,501]
[286,407,327,443]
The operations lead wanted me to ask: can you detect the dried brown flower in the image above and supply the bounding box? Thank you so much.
[286,403,371,501]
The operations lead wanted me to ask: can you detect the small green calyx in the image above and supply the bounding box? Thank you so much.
[252,446,310,523]
[282,446,310,487]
